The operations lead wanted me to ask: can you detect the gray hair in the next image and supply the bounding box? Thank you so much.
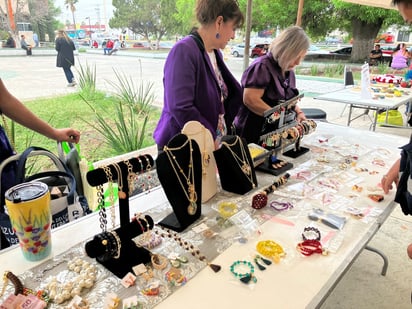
[269,26,310,72]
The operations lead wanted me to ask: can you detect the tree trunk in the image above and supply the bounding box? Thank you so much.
[351,18,383,63]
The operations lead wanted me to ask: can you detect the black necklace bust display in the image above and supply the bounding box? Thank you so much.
[213,135,258,194]
[156,133,202,232]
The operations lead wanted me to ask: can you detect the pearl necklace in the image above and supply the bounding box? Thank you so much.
[45,258,97,305]
[163,138,198,215]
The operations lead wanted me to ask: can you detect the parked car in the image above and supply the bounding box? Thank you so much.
[325,37,342,45]
[329,46,352,55]
[231,44,248,57]
[251,44,268,58]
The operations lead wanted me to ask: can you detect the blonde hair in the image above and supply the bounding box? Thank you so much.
[57,30,71,42]
[269,26,310,72]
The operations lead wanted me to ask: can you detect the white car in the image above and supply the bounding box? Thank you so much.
[231,44,248,57]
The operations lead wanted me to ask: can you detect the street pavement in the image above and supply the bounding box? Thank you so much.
[0,50,409,138]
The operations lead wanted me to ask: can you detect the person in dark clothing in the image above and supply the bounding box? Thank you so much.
[20,35,32,55]
[4,33,15,48]
[369,44,383,66]
[55,30,76,87]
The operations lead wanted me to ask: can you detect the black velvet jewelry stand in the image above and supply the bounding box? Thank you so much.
[84,215,154,278]
[283,138,310,158]
[213,135,258,195]
[256,154,293,176]
[156,134,202,232]
[85,155,155,278]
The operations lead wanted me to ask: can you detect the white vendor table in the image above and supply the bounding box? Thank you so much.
[0,122,408,309]
[315,86,411,131]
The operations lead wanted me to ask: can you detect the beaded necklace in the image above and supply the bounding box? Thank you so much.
[163,138,198,215]
[154,225,221,273]
[221,136,255,188]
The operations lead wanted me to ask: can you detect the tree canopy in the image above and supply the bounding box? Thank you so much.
[109,0,409,61]
[110,0,181,47]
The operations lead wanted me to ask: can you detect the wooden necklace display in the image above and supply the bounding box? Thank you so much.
[156,133,202,232]
[213,135,258,195]
[182,121,217,202]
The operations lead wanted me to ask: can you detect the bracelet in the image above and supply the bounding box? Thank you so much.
[218,202,238,218]
[151,254,168,270]
[230,260,257,284]
[301,226,321,241]
[1,271,24,297]
[296,239,328,256]
[256,240,285,263]
[96,231,119,262]
[110,231,121,259]
[269,200,293,211]
[251,193,268,209]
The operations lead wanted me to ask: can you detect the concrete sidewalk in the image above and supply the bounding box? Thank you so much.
[1,52,412,308]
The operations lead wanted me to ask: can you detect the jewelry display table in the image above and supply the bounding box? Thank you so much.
[0,122,407,309]
[315,86,412,131]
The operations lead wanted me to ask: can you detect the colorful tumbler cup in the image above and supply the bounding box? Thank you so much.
[5,182,52,261]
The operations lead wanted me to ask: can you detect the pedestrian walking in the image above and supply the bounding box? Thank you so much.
[55,30,76,87]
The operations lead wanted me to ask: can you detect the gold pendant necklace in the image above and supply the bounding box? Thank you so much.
[221,136,255,188]
[163,138,198,215]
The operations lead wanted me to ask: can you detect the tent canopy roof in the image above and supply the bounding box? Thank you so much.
[341,0,394,10]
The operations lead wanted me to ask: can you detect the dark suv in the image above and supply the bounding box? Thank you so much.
[251,44,268,58]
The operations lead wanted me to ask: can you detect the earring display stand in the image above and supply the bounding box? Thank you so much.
[182,121,217,203]
[255,94,316,173]
[156,133,202,232]
[256,155,294,176]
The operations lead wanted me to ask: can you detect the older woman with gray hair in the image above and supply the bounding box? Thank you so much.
[234,26,310,144]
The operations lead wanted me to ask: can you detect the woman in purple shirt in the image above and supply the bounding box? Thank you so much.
[153,0,244,150]
[234,26,309,144]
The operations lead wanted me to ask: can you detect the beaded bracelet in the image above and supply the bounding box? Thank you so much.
[110,231,121,259]
[296,239,328,256]
[269,200,293,211]
[218,202,238,218]
[301,226,321,241]
[251,193,268,209]
[96,231,119,262]
[256,240,286,263]
[229,260,257,284]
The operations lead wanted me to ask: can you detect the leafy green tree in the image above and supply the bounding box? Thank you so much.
[246,0,403,62]
[110,0,181,48]
[28,0,61,42]
[332,0,402,62]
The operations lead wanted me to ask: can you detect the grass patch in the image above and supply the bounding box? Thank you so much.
[7,92,160,163]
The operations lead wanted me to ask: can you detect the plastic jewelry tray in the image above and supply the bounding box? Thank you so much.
[1,237,208,309]
[248,143,271,167]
